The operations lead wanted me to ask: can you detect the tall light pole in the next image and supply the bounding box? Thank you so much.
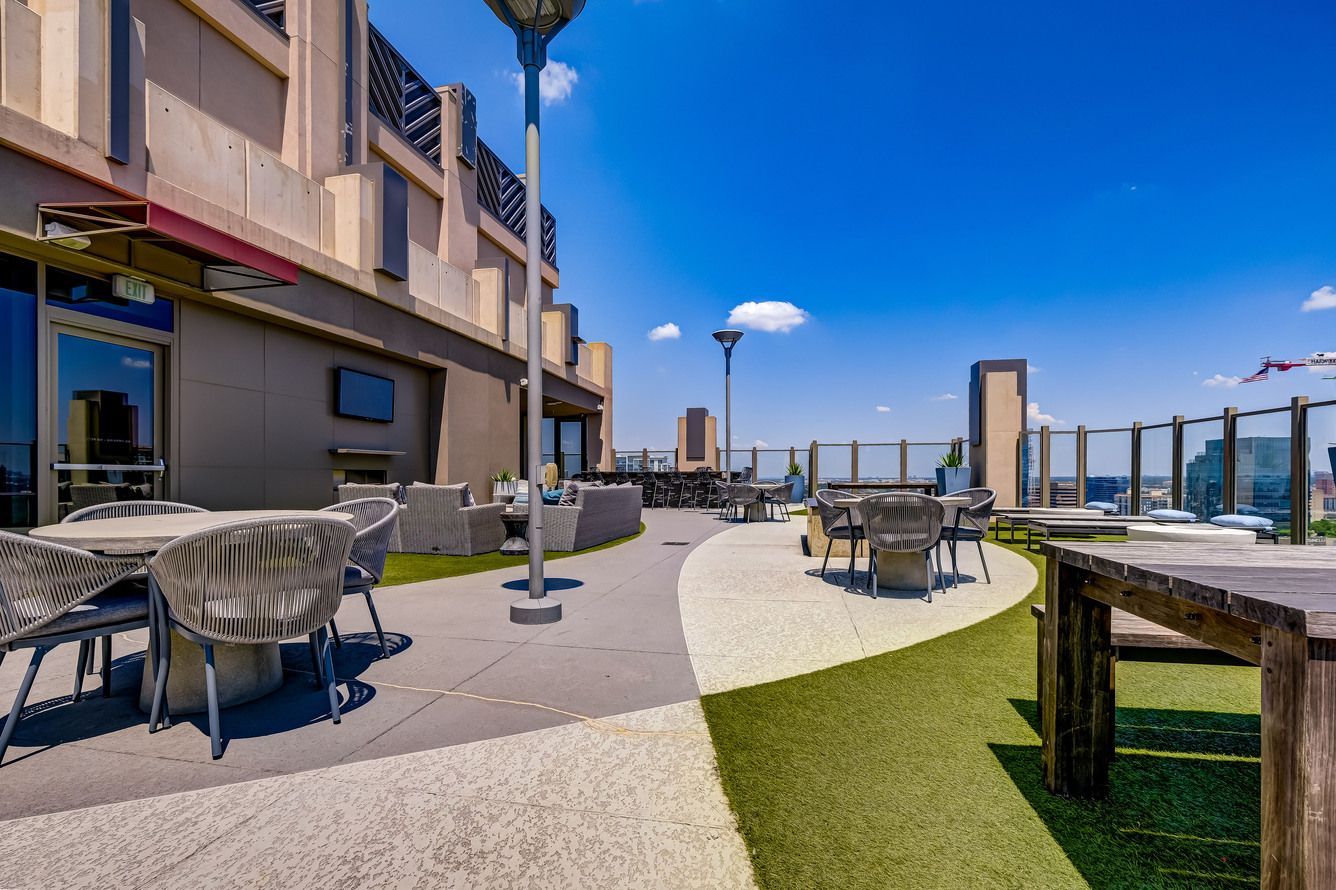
[712,330,744,480]
[485,0,585,625]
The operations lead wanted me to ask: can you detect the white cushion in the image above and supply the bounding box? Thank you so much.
[1211,514,1274,529]
[1127,524,1256,545]
[1147,509,1196,522]
[1084,501,1118,513]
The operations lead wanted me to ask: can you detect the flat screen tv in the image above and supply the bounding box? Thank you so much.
[335,367,395,423]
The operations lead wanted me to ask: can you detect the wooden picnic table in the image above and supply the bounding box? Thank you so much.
[1039,540,1336,889]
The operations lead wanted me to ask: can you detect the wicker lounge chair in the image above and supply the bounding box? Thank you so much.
[397,483,505,555]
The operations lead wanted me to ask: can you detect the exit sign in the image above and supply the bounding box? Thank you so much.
[112,274,154,304]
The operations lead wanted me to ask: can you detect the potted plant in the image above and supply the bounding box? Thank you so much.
[490,469,518,502]
[934,452,970,495]
[784,461,805,503]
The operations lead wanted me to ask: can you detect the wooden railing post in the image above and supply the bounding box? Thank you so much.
[1292,396,1309,544]
[900,439,908,483]
[1076,425,1087,506]
[1222,406,1238,517]
[851,440,859,483]
[810,441,819,491]
[1040,426,1052,507]
[1130,422,1143,516]
[1171,415,1184,510]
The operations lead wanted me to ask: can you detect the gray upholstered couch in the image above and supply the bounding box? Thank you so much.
[543,484,642,552]
[395,483,505,556]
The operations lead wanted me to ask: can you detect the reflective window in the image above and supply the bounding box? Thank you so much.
[46,266,174,332]
[0,254,38,529]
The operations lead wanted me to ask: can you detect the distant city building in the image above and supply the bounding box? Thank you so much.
[1084,476,1128,506]
[1115,488,1170,516]
[1186,436,1290,523]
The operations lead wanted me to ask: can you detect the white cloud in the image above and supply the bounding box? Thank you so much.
[1202,373,1242,388]
[753,439,769,448]
[875,405,891,413]
[120,356,151,369]
[647,322,681,341]
[511,60,579,106]
[726,300,809,333]
[1027,364,1042,374]
[1302,285,1336,312]
[931,393,959,401]
[1027,402,1064,425]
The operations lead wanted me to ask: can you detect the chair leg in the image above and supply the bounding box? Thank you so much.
[72,638,90,703]
[847,539,857,580]
[86,638,100,675]
[203,643,223,760]
[100,634,112,698]
[307,633,324,687]
[867,549,876,595]
[820,539,832,578]
[949,539,959,588]
[924,552,934,603]
[319,627,341,725]
[0,646,48,765]
[977,540,991,583]
[364,590,390,658]
[149,593,173,732]
[330,618,342,649]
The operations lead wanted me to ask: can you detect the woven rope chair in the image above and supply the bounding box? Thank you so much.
[859,492,946,601]
[728,484,764,522]
[147,516,355,759]
[764,482,795,522]
[942,487,997,587]
[815,489,865,580]
[62,500,207,682]
[0,531,143,765]
[320,498,399,658]
[63,500,206,524]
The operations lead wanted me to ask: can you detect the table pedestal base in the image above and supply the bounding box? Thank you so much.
[138,630,284,715]
[743,502,768,522]
[873,551,932,591]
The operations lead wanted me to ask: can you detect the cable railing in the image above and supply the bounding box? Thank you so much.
[1020,395,1332,541]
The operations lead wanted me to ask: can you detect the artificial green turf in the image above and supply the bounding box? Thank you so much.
[380,522,646,587]
[700,541,1262,889]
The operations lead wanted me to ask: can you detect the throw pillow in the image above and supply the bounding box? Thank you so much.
[1084,501,1118,513]
[461,483,475,507]
[559,480,581,506]
[1147,508,1196,522]
[1210,514,1274,529]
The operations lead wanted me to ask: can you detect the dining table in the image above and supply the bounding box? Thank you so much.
[834,494,971,590]
[29,509,352,715]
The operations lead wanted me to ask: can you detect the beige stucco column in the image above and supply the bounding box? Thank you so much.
[969,359,1028,508]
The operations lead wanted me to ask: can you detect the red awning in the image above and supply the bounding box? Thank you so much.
[38,201,299,291]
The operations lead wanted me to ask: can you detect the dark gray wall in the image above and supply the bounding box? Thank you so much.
[176,302,429,509]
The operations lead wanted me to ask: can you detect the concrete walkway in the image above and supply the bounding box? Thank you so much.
[0,507,1035,888]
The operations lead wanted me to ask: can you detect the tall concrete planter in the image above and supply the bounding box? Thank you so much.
[935,466,970,495]
[785,474,805,503]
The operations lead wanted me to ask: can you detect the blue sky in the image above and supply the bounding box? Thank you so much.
[373,0,1336,468]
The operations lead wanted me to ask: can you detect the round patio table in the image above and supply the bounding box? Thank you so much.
[29,509,352,715]
[834,495,969,591]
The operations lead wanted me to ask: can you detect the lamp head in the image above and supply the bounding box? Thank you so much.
[484,0,586,34]
[712,329,744,349]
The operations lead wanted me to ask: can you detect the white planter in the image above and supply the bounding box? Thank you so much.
[492,480,518,501]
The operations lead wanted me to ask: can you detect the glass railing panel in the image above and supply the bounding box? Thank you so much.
[1085,430,1131,512]
[1234,411,1292,534]
[857,444,900,483]
[1305,404,1336,540]
[1139,425,1174,513]
[815,444,853,489]
[1021,432,1041,507]
[1047,432,1077,507]
[907,444,950,484]
[1182,419,1224,519]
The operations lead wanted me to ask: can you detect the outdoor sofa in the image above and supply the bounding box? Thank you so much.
[543,483,642,551]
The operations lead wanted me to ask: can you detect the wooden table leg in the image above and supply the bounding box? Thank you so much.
[1041,558,1114,797]
[1261,628,1336,889]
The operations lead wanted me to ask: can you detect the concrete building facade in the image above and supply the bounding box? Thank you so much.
[0,0,613,529]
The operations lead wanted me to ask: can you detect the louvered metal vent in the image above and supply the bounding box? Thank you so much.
[367,24,442,166]
[476,139,557,267]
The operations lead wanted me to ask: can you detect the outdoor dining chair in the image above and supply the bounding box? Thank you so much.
[0,532,144,765]
[815,489,866,580]
[147,515,355,759]
[62,500,207,687]
[764,482,795,522]
[859,492,947,602]
[943,487,997,587]
[728,484,764,522]
[321,498,400,658]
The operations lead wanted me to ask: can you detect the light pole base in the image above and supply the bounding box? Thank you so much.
[510,596,562,625]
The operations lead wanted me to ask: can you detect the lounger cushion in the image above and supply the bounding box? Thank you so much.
[24,584,149,638]
[1147,509,1196,522]
[1210,514,1274,529]
[1084,501,1118,513]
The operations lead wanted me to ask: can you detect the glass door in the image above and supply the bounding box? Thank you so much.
[50,327,164,520]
